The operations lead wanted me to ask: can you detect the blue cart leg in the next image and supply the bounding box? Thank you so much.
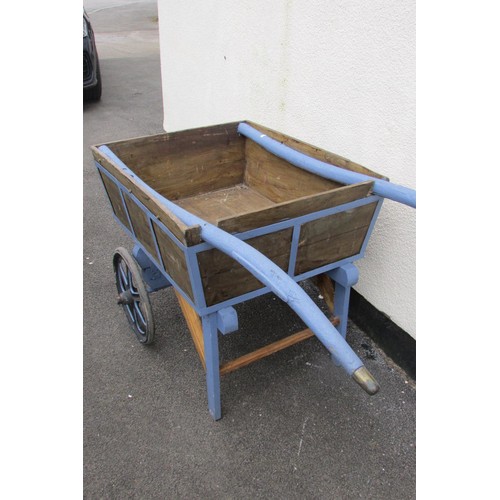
[202,313,222,420]
[328,264,359,339]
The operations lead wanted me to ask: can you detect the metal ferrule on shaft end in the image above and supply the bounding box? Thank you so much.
[352,366,380,395]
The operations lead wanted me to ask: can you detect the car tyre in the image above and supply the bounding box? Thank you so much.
[84,58,102,101]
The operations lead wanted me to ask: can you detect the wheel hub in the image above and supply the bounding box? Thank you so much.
[117,289,134,306]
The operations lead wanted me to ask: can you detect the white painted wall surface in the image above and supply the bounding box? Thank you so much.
[157,0,416,338]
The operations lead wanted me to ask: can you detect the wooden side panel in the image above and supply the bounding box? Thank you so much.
[98,171,131,231]
[198,228,293,306]
[245,121,388,181]
[92,147,202,246]
[108,122,241,169]
[295,202,378,275]
[122,196,157,258]
[245,140,342,203]
[152,222,194,301]
[217,182,373,233]
[105,122,246,201]
[144,152,245,201]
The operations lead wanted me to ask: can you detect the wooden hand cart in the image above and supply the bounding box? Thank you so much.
[91,121,415,420]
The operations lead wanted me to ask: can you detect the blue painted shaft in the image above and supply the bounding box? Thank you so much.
[98,146,365,375]
[237,122,416,208]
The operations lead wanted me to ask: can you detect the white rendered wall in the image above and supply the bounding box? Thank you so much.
[157,0,416,338]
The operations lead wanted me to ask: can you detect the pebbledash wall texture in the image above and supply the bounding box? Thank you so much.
[157,0,416,339]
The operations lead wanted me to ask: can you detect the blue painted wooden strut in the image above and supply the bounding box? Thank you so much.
[328,264,359,339]
[237,122,416,208]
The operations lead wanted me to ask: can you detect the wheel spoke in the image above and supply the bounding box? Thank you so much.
[117,260,129,291]
[124,303,135,324]
[134,300,146,326]
[133,304,146,335]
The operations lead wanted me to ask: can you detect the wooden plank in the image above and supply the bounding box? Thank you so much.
[197,228,293,306]
[91,146,202,246]
[143,153,245,201]
[175,291,205,370]
[98,171,131,231]
[245,121,388,181]
[219,326,318,376]
[177,184,276,225]
[107,122,243,171]
[295,203,378,275]
[217,181,373,233]
[102,122,246,201]
[176,291,332,376]
[245,140,342,203]
[296,227,368,275]
[299,202,377,240]
[152,221,195,301]
[313,273,335,313]
[122,195,158,258]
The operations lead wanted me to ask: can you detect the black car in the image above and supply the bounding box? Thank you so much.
[83,9,102,101]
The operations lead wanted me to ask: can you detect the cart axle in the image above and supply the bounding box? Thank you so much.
[117,291,134,306]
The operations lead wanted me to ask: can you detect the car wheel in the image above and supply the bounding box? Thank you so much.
[84,58,102,101]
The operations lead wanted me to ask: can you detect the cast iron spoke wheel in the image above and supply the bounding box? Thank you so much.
[113,247,155,344]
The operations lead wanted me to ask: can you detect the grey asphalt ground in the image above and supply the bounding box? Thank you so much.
[83,2,415,498]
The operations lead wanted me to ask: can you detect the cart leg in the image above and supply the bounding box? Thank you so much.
[328,264,359,339]
[202,313,222,420]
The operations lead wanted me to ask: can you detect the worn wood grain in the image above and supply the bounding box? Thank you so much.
[177,184,276,225]
[175,291,205,370]
[107,122,243,170]
[296,228,368,275]
[313,273,335,313]
[219,318,337,376]
[98,171,131,232]
[217,181,373,233]
[295,203,377,275]
[92,146,202,246]
[144,154,245,201]
[244,121,388,181]
[103,122,246,201]
[93,120,385,248]
[198,228,293,306]
[219,328,315,375]
[122,195,158,258]
[245,140,342,203]
[152,222,194,300]
[299,202,377,241]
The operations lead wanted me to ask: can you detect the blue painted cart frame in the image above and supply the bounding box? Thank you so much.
[92,121,415,420]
